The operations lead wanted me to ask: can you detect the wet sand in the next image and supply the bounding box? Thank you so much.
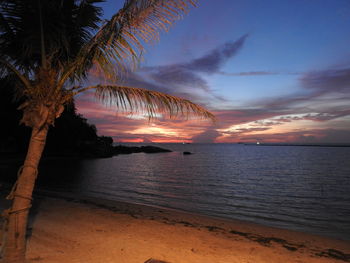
[1,194,349,263]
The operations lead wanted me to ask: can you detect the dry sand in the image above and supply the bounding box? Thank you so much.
[1,194,349,263]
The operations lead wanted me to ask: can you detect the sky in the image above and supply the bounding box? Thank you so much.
[76,0,350,143]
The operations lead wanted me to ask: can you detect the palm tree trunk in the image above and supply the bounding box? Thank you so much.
[2,125,49,263]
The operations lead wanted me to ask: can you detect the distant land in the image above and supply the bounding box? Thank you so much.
[241,142,350,147]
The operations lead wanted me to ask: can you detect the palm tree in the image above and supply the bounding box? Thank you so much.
[0,0,213,262]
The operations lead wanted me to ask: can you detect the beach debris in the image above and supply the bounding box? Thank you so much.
[316,249,350,262]
[178,221,195,227]
[205,225,224,232]
[183,151,192,155]
[229,229,303,251]
[229,229,350,261]
[29,256,44,261]
[144,259,171,263]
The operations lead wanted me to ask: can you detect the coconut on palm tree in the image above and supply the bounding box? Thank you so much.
[0,0,213,262]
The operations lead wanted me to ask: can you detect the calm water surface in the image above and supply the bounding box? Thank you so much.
[2,144,350,240]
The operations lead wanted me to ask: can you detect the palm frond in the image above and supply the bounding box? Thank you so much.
[0,11,13,36]
[0,0,103,73]
[0,59,32,90]
[62,0,197,82]
[92,85,215,121]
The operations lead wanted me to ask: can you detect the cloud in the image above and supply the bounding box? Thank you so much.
[226,127,271,134]
[87,35,249,106]
[213,109,283,128]
[232,129,350,144]
[318,129,350,143]
[256,67,350,113]
[191,128,221,143]
[132,35,248,103]
[122,72,172,93]
[218,71,301,76]
[219,71,279,76]
[302,110,350,122]
[253,120,283,126]
[76,80,350,144]
[181,35,248,73]
[78,41,350,144]
[142,137,153,143]
[190,109,290,143]
[149,67,210,91]
[301,68,350,94]
[271,110,350,123]
[76,93,350,144]
[146,34,248,74]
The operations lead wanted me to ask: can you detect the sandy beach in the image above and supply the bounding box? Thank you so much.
[1,193,349,263]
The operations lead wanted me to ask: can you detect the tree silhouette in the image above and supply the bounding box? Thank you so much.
[0,1,213,262]
[0,79,109,156]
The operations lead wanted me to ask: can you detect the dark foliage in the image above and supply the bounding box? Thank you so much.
[0,0,103,71]
[113,145,171,154]
[0,78,31,153]
[0,78,113,157]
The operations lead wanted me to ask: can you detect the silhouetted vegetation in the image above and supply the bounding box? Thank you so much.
[0,79,113,158]
[0,1,210,260]
[0,79,173,158]
[113,145,171,154]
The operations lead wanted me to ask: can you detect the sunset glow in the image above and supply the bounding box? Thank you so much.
[77,1,350,144]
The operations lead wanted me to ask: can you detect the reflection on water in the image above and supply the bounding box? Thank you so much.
[1,144,350,240]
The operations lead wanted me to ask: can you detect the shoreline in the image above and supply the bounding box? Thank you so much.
[1,182,348,242]
[1,190,349,262]
[34,189,350,241]
[31,188,350,242]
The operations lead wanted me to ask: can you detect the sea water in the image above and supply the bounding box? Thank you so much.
[2,144,350,240]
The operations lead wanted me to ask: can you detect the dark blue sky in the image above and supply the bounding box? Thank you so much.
[78,0,350,143]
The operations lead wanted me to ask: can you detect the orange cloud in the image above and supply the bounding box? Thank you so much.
[75,90,350,144]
